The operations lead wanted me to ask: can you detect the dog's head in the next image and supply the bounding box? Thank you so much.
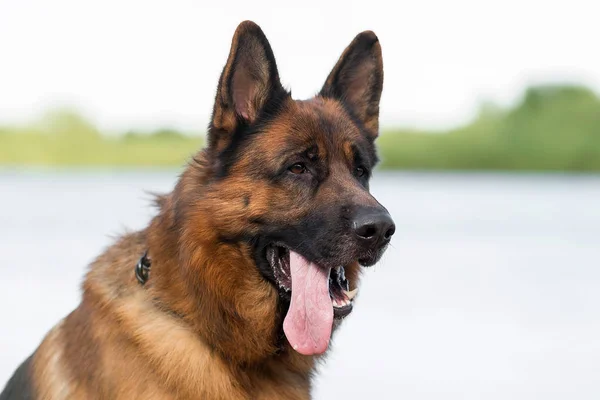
[192,21,394,356]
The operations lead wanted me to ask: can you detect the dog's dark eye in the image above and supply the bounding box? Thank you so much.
[355,166,366,177]
[289,163,307,174]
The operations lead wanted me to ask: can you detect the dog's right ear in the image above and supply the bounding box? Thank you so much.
[209,21,286,153]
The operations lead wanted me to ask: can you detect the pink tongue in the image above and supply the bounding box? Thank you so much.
[283,251,333,355]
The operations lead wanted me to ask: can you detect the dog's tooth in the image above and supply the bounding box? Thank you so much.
[343,288,359,300]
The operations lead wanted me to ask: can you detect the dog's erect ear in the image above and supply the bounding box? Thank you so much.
[320,31,383,137]
[209,21,285,151]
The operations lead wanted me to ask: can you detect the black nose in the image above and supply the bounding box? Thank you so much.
[353,208,395,246]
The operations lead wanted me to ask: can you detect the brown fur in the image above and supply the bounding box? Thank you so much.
[13,20,387,399]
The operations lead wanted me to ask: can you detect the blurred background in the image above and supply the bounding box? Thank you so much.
[1,1,599,399]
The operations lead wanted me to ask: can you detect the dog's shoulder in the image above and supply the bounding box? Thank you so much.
[0,355,35,400]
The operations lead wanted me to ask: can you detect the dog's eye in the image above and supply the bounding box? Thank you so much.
[289,163,307,174]
[355,166,366,177]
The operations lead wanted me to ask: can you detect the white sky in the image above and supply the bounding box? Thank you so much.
[1,0,599,133]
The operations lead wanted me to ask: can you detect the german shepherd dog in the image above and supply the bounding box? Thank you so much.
[1,21,394,399]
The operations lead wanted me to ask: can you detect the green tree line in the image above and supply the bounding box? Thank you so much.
[1,84,599,171]
[378,85,600,171]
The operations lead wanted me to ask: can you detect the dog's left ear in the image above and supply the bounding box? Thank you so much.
[209,21,286,152]
[320,31,383,138]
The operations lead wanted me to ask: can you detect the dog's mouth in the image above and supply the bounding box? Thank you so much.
[266,244,358,356]
[267,245,357,317]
